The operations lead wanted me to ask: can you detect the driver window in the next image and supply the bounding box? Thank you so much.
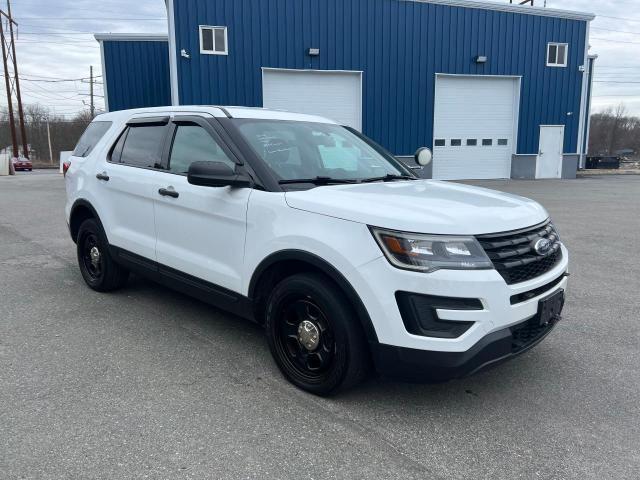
[169,124,234,174]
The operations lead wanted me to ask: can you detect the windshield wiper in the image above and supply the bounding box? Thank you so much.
[360,173,417,183]
[278,176,360,185]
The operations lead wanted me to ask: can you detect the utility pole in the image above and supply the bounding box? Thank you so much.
[47,120,53,165]
[1,0,27,172]
[89,65,95,118]
[0,6,18,168]
[6,0,27,159]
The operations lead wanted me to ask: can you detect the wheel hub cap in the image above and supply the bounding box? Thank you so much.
[90,246,101,268]
[297,320,320,351]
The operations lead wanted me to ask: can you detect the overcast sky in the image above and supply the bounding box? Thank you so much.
[3,0,640,118]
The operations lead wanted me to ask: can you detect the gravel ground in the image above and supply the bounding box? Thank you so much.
[1,171,638,479]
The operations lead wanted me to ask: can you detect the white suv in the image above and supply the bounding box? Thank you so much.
[65,106,568,395]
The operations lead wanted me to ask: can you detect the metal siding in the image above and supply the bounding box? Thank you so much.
[173,0,587,155]
[102,40,171,111]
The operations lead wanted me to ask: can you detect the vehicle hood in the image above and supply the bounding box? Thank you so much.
[284,180,549,235]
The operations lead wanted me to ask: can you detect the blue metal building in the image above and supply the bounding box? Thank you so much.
[96,34,171,112]
[98,0,596,179]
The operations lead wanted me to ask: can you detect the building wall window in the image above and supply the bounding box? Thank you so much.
[546,42,567,67]
[200,26,228,55]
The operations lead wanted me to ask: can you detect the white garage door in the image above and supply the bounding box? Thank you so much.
[262,69,362,131]
[433,75,520,180]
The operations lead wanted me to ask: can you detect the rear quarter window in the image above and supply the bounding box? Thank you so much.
[72,121,113,157]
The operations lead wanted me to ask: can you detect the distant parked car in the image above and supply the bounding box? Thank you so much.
[12,157,32,171]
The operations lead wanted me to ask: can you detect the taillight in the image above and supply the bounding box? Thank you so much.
[62,160,71,176]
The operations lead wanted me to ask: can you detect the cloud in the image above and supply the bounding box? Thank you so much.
[6,0,167,117]
[5,0,640,117]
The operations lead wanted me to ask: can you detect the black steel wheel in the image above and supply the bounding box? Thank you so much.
[265,273,369,396]
[275,298,335,380]
[76,218,129,292]
[81,232,103,281]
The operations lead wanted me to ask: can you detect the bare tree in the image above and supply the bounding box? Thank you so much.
[588,103,640,156]
[1,103,95,163]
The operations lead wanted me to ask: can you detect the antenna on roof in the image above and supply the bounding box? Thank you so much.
[509,0,535,5]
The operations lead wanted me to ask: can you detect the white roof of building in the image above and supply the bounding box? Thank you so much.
[94,33,168,42]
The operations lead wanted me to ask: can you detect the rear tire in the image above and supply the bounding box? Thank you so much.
[76,218,129,292]
[265,273,369,396]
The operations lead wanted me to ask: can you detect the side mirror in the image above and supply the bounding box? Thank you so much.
[187,161,253,188]
[415,147,433,167]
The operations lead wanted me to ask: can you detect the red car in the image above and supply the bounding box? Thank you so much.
[12,158,32,171]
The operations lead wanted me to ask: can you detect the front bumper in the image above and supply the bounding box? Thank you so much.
[371,312,560,382]
[348,244,569,380]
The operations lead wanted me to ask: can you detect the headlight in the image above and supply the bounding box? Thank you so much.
[370,227,493,273]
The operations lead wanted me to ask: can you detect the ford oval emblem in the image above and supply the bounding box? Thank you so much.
[533,237,552,256]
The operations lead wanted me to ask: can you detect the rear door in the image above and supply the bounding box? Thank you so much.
[152,115,251,294]
[93,116,170,262]
[536,126,564,179]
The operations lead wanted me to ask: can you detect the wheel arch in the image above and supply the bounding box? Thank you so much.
[248,250,379,344]
[69,199,105,244]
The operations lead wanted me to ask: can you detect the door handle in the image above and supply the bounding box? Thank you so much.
[158,187,179,198]
[96,172,110,181]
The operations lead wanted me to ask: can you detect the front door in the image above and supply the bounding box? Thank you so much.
[537,126,564,179]
[152,116,251,294]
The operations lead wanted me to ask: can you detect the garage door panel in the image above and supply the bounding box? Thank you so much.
[262,69,362,131]
[433,76,518,180]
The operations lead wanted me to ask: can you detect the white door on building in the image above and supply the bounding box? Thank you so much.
[536,126,564,179]
[262,69,362,131]
[432,75,520,180]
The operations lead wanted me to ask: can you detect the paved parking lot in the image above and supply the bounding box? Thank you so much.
[1,171,639,479]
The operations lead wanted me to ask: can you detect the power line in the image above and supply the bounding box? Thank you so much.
[595,14,640,23]
[24,75,101,83]
[16,31,162,36]
[591,36,640,45]
[593,80,640,84]
[591,26,640,36]
[17,41,99,48]
[20,73,102,81]
[19,17,166,21]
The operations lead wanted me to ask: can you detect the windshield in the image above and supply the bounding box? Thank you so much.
[232,119,411,183]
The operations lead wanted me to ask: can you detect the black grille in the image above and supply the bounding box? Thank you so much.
[476,221,562,285]
[510,273,566,304]
[511,317,556,353]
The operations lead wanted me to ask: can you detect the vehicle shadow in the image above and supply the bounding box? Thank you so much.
[119,273,560,410]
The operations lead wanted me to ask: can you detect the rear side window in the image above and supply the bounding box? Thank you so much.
[72,121,112,157]
[115,125,167,168]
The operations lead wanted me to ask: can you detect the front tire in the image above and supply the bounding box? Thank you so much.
[265,273,369,396]
[76,218,129,292]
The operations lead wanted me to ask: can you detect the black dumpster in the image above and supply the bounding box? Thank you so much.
[585,156,621,169]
